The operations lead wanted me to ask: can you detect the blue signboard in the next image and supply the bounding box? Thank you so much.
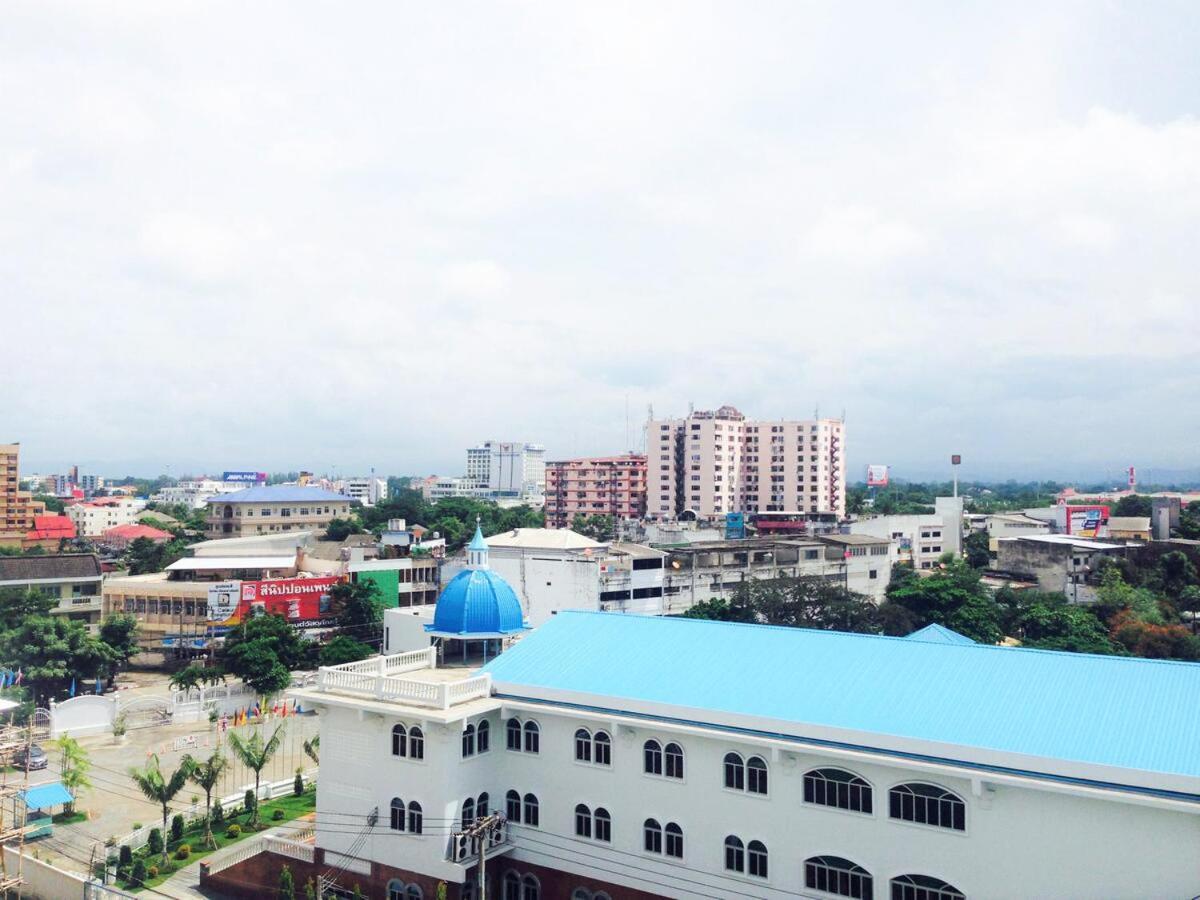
[725,512,746,540]
[223,471,266,483]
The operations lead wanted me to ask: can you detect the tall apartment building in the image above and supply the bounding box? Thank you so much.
[645,406,845,522]
[1,443,47,548]
[544,454,647,528]
[466,442,546,497]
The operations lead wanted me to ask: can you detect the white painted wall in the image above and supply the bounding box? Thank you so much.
[310,695,1200,900]
[50,694,117,738]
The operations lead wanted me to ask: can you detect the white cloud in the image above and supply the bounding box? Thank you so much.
[437,260,512,301]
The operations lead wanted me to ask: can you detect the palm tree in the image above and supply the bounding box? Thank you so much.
[52,736,91,816]
[185,750,228,849]
[302,735,319,765]
[168,665,201,696]
[227,724,285,828]
[129,755,194,869]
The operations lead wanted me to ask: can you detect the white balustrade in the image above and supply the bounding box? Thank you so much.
[316,653,488,709]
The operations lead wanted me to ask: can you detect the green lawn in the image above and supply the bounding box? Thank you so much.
[112,788,316,892]
[52,810,87,825]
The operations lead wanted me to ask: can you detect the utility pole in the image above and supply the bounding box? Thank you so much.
[453,813,504,900]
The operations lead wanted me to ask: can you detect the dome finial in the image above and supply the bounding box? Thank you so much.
[467,517,489,569]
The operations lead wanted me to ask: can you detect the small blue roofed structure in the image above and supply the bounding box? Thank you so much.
[426,523,527,661]
[905,623,976,645]
[15,781,73,839]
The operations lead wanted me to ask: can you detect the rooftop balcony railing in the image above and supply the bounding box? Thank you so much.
[315,647,492,710]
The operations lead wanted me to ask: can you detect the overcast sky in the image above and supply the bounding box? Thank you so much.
[4,2,1198,484]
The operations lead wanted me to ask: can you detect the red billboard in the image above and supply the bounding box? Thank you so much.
[208,576,341,629]
[866,465,889,487]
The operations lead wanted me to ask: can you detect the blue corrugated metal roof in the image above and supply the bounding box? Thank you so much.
[905,623,976,645]
[204,486,348,504]
[480,612,1200,779]
[20,782,73,809]
[427,569,526,636]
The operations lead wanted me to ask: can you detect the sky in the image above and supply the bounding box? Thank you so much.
[3,2,1199,484]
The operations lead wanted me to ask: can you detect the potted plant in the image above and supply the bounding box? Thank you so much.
[111,714,128,744]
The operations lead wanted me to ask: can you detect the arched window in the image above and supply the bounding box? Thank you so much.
[593,808,611,842]
[387,879,404,900]
[477,719,490,753]
[389,797,405,831]
[405,887,423,900]
[747,756,768,794]
[521,874,540,900]
[575,728,592,762]
[804,768,873,813]
[462,723,476,757]
[664,742,684,778]
[805,855,872,899]
[523,793,539,828]
[593,731,611,765]
[665,822,683,859]
[461,797,475,827]
[889,783,966,831]
[724,835,745,872]
[574,804,591,838]
[506,790,521,822]
[391,724,407,757]
[409,726,424,760]
[407,801,423,834]
[477,792,489,818]
[593,894,611,900]
[890,874,965,900]
[503,872,520,900]
[643,739,663,775]
[523,720,540,753]
[506,717,522,750]
[747,840,767,878]
[723,752,745,790]
[571,891,591,900]
[643,818,662,854]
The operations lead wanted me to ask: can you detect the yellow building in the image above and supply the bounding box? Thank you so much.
[0,443,46,548]
[205,486,351,538]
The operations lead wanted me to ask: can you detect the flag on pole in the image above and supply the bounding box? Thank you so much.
[95,676,102,694]
[69,677,76,698]
[1,670,9,688]
[14,669,23,686]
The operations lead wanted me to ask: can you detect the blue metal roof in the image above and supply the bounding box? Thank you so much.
[20,782,73,809]
[905,623,976,645]
[480,612,1200,779]
[205,486,348,504]
[427,568,526,636]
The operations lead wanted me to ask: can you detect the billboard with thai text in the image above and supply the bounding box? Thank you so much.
[208,576,340,629]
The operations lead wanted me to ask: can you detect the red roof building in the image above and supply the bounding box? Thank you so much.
[102,523,173,550]
[23,515,77,548]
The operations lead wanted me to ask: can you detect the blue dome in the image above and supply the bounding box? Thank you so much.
[428,568,526,636]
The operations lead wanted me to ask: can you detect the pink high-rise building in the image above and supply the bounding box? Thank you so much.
[646,405,845,521]
[544,454,648,528]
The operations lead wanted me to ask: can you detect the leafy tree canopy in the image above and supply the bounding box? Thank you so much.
[319,635,375,666]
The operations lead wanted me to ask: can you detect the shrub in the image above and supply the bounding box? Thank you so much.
[118,845,133,867]
[130,860,147,885]
[293,770,303,796]
[175,844,191,860]
[131,822,142,829]
[244,789,257,815]
[272,808,285,821]
[171,814,185,843]
[225,824,241,838]
[211,800,225,825]
[147,828,163,856]
[147,865,159,879]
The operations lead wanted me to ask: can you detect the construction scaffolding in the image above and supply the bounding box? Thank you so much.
[0,715,34,896]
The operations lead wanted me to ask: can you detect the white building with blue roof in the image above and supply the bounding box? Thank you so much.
[204,484,352,537]
[289,611,1200,900]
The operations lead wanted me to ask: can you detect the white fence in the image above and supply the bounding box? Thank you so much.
[315,647,490,709]
[262,824,317,864]
[50,695,118,739]
[170,682,257,723]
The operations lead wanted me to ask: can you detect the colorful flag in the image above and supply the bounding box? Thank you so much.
[14,669,23,686]
[69,677,76,698]
[94,677,102,694]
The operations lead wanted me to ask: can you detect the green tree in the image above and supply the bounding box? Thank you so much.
[126,537,165,575]
[319,635,375,666]
[227,726,285,828]
[52,736,91,815]
[221,615,308,695]
[278,864,296,900]
[571,513,614,541]
[1112,494,1152,517]
[0,586,57,623]
[681,597,756,623]
[1014,599,1117,654]
[168,664,203,695]
[98,614,141,672]
[726,577,881,633]
[0,616,117,701]
[129,755,194,869]
[883,557,1002,644]
[184,750,228,849]
[1176,504,1200,540]
[329,580,383,632]
[322,518,363,542]
[964,530,991,569]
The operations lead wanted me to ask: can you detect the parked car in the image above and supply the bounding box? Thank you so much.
[14,743,48,771]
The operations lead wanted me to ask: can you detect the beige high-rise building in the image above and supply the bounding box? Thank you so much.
[1,443,46,548]
[645,406,845,521]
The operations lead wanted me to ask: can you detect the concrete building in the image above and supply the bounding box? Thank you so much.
[0,553,104,632]
[152,478,244,509]
[646,406,846,522]
[267,612,1200,900]
[338,476,388,507]
[100,523,173,551]
[544,455,647,529]
[467,442,546,499]
[204,485,351,537]
[982,513,1048,552]
[1107,517,1151,541]
[994,535,1126,602]
[1,443,46,548]
[850,497,964,570]
[64,497,145,537]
